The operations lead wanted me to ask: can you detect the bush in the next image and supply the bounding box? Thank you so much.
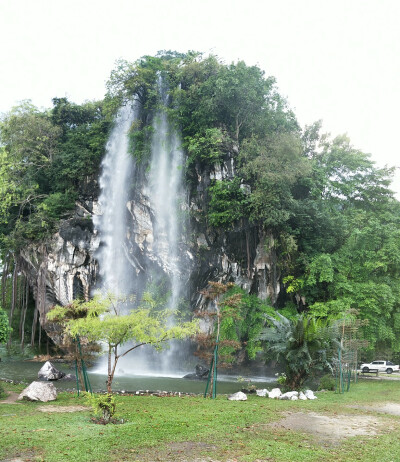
[0,382,5,399]
[319,373,336,391]
[86,393,116,423]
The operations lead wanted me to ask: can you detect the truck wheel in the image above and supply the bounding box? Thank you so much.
[386,368,393,374]
[362,367,369,373]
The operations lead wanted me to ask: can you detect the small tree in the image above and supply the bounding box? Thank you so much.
[48,293,199,394]
[195,282,242,398]
[46,298,102,390]
[259,313,339,390]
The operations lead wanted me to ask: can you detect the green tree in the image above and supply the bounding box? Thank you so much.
[259,313,339,389]
[0,307,11,344]
[48,294,199,393]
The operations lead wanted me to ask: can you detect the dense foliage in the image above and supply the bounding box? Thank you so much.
[0,306,11,344]
[259,313,340,389]
[0,98,110,253]
[1,50,399,360]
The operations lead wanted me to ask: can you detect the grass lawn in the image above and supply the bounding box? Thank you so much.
[1,379,400,461]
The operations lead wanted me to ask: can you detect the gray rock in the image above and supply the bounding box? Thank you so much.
[18,381,57,402]
[59,373,76,381]
[228,391,247,401]
[38,361,65,381]
[183,364,209,380]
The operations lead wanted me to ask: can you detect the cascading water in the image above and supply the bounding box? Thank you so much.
[148,77,185,313]
[93,103,137,296]
[93,78,190,377]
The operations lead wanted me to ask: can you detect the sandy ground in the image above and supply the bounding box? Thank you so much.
[268,411,385,444]
[349,402,400,416]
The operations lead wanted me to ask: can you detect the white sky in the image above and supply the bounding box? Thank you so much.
[0,0,399,194]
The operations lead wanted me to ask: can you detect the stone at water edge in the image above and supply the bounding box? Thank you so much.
[228,391,247,401]
[256,388,268,397]
[267,388,282,399]
[59,373,76,381]
[38,361,65,381]
[18,381,57,402]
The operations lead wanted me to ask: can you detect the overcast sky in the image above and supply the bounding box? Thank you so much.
[1,0,399,193]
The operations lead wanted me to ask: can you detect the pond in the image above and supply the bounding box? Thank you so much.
[0,359,276,394]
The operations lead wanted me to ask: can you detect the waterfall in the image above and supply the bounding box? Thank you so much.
[148,77,185,312]
[93,79,190,377]
[93,103,136,296]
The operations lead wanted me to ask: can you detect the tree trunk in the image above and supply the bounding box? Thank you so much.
[8,260,18,346]
[106,346,118,394]
[31,307,38,346]
[20,278,29,349]
[1,258,9,308]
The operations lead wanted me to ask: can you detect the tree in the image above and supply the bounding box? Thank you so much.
[194,282,240,398]
[0,307,11,344]
[259,313,339,389]
[48,293,199,393]
[45,297,101,390]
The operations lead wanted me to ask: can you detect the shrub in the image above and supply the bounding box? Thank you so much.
[86,393,116,423]
[319,373,336,391]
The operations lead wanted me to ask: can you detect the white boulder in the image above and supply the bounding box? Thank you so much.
[279,391,299,400]
[228,391,247,401]
[256,388,268,397]
[299,391,308,400]
[18,381,57,402]
[267,388,282,399]
[304,389,317,400]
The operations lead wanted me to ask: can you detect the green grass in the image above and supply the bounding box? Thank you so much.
[1,379,400,461]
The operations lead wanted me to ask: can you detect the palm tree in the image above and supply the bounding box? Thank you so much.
[259,313,339,389]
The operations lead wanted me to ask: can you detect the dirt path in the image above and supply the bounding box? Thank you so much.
[0,392,20,404]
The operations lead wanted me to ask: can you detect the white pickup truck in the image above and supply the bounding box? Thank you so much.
[360,360,400,374]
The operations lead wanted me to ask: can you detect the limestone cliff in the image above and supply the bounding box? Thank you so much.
[20,153,281,339]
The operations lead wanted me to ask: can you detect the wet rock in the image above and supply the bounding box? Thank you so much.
[38,361,65,381]
[228,391,247,401]
[183,364,209,380]
[59,373,76,382]
[18,381,57,402]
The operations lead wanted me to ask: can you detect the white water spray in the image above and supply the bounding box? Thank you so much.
[148,79,185,312]
[93,103,136,295]
[93,81,189,377]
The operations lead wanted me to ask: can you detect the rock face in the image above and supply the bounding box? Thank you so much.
[19,148,282,345]
[38,361,65,381]
[19,200,99,343]
[18,381,57,402]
